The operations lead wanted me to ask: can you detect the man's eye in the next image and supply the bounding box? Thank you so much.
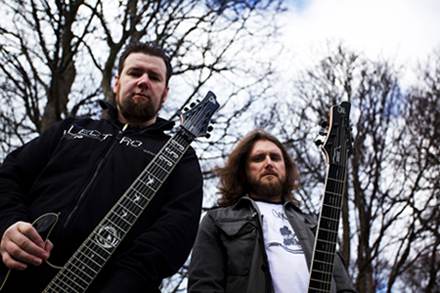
[271,155,281,161]
[149,75,161,81]
[129,72,141,77]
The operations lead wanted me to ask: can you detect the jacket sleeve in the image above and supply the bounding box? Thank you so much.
[333,252,358,293]
[0,120,69,238]
[188,211,227,293]
[97,148,204,292]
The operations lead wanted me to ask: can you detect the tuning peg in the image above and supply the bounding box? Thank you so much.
[184,107,189,112]
[207,125,214,132]
[314,138,323,147]
[190,102,196,108]
[320,120,329,128]
[205,133,211,139]
[319,131,327,136]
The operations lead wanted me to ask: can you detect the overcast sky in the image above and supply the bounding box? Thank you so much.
[279,0,440,82]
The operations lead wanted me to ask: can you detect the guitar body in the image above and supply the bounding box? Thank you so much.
[0,213,59,292]
[0,261,59,292]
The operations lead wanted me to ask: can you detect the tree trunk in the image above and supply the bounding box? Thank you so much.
[40,60,76,133]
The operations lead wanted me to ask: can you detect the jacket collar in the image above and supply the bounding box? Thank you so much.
[235,194,299,207]
[233,194,316,226]
[233,194,305,215]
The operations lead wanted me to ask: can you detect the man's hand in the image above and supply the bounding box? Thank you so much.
[0,222,53,270]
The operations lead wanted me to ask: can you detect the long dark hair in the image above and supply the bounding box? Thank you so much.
[215,129,300,206]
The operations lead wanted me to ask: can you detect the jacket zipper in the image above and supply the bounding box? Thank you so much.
[62,124,128,230]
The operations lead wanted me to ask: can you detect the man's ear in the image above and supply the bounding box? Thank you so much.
[113,76,119,94]
[162,87,169,104]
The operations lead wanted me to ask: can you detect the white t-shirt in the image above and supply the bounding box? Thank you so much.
[255,201,309,293]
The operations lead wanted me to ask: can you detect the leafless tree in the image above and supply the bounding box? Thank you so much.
[253,42,440,293]
[391,49,440,293]
[0,0,286,161]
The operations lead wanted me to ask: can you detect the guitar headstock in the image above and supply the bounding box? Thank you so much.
[180,91,220,138]
[317,101,354,166]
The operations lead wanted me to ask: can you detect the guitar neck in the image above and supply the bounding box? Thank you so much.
[43,127,194,292]
[308,163,347,293]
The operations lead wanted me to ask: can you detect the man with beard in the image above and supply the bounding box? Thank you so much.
[0,42,203,292]
[188,129,357,293]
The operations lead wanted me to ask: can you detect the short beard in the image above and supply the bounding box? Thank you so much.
[119,97,160,122]
[248,176,284,200]
[116,88,166,123]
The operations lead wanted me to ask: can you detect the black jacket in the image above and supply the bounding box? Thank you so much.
[188,196,357,293]
[0,102,203,292]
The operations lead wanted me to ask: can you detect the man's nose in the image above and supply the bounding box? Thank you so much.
[264,156,274,168]
[137,74,150,88]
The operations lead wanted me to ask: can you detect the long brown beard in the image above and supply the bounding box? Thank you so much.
[248,176,284,199]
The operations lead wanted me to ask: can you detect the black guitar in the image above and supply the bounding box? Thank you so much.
[0,91,220,293]
[308,101,354,293]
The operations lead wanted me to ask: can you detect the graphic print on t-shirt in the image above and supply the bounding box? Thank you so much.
[263,206,304,254]
[268,224,304,254]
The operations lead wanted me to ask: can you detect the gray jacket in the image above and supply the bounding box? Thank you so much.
[188,196,357,293]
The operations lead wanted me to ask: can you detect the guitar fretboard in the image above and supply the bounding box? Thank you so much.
[43,128,193,293]
[308,164,347,293]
